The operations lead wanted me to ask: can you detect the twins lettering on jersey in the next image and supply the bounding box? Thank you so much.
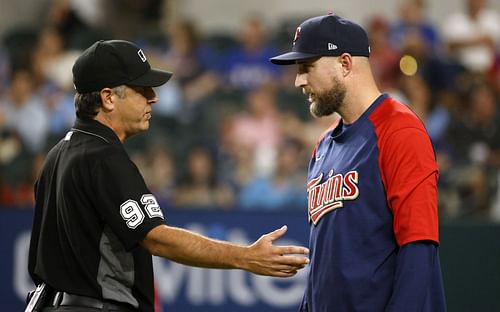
[307,170,359,224]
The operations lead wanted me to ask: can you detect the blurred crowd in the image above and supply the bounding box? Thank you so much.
[0,0,500,222]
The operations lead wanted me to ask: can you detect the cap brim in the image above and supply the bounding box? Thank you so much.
[128,68,173,88]
[270,52,320,65]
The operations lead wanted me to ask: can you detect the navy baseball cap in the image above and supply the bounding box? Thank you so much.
[270,14,370,65]
[72,40,173,93]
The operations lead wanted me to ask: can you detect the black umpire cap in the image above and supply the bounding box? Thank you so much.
[72,40,173,93]
[270,13,370,65]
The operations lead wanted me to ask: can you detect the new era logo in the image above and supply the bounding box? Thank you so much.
[328,43,338,50]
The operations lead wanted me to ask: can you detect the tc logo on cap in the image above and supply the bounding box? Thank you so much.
[137,49,147,62]
[293,27,301,45]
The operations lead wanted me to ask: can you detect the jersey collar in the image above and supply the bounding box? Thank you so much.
[330,93,388,141]
[72,117,123,146]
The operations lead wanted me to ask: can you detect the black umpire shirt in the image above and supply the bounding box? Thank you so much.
[28,117,166,311]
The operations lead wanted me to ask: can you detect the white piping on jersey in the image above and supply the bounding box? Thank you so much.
[70,128,110,143]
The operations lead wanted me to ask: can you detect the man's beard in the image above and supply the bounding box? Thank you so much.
[309,77,346,118]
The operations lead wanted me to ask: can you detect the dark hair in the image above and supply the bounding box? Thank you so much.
[74,91,101,119]
[74,85,127,119]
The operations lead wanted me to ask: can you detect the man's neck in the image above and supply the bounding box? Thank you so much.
[340,88,381,125]
[94,114,126,143]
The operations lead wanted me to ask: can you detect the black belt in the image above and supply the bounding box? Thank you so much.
[51,292,136,311]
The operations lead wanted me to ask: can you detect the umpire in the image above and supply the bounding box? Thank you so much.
[27,40,309,312]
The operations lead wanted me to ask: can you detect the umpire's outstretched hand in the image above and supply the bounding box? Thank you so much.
[244,225,310,277]
[143,224,309,277]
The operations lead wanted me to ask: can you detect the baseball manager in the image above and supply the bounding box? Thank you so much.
[270,14,446,312]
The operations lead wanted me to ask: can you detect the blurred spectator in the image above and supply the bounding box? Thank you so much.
[31,26,82,90]
[388,12,456,96]
[447,82,500,167]
[215,115,255,193]
[387,0,456,94]
[29,26,78,143]
[441,0,500,74]
[227,85,283,177]
[220,14,282,92]
[173,146,234,209]
[0,152,43,209]
[366,15,401,92]
[281,109,341,156]
[132,143,176,208]
[43,87,76,144]
[1,24,38,74]
[149,18,221,159]
[100,0,163,40]
[155,18,219,118]
[389,0,441,55]
[442,81,500,218]
[45,0,104,50]
[0,124,26,206]
[0,69,49,153]
[237,138,307,211]
[30,27,65,87]
[398,74,450,149]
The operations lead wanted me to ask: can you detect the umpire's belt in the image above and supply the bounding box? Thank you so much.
[51,292,136,311]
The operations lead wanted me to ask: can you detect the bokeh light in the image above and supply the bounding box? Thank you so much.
[399,54,418,76]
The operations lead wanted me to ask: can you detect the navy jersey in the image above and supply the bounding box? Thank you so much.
[300,94,445,311]
[28,117,166,311]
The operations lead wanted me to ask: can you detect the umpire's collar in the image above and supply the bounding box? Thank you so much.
[72,117,122,146]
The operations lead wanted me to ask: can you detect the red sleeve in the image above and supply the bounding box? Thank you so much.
[379,127,439,246]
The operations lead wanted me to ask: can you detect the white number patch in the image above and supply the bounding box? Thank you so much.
[120,200,145,229]
[141,194,164,219]
[120,195,164,229]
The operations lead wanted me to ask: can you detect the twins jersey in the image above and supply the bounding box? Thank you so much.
[300,94,443,311]
[28,117,166,311]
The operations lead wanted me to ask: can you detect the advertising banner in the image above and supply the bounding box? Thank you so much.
[1,209,309,312]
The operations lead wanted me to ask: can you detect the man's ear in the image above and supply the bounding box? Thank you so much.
[339,53,353,76]
[100,88,115,112]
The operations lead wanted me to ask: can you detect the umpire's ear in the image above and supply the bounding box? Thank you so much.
[99,87,116,112]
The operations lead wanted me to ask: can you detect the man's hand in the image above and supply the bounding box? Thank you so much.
[243,225,310,277]
[143,224,309,277]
